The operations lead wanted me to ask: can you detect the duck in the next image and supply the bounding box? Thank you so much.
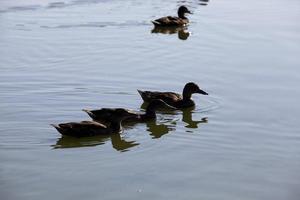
[50,109,136,137]
[137,82,208,108]
[152,5,192,27]
[82,99,175,124]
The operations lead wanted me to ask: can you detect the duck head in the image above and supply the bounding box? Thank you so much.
[183,82,208,100]
[178,6,192,19]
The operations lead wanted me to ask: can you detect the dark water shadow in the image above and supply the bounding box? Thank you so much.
[140,102,208,134]
[52,133,139,152]
[182,107,208,128]
[151,26,191,40]
[145,119,176,139]
[110,134,139,152]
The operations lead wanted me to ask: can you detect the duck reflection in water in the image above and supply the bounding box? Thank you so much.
[151,26,190,40]
[182,107,208,128]
[141,102,207,132]
[52,133,139,152]
[146,120,176,139]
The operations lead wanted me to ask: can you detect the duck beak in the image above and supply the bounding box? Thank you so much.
[197,89,208,95]
[187,10,192,14]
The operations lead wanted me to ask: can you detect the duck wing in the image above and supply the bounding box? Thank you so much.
[53,121,107,137]
[79,121,107,128]
[152,16,185,26]
[83,108,138,122]
[83,108,117,121]
[138,90,182,104]
[60,121,106,130]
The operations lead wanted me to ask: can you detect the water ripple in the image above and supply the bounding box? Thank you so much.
[41,21,149,29]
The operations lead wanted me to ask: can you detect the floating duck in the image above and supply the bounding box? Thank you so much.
[50,109,136,137]
[138,82,208,108]
[82,99,175,124]
[152,5,192,27]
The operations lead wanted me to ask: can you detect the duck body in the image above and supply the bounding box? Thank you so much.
[83,108,140,124]
[138,82,208,109]
[83,99,175,123]
[51,109,136,137]
[152,16,189,27]
[51,121,111,137]
[152,5,192,27]
[138,90,195,108]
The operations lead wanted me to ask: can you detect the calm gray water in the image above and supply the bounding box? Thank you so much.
[1,0,300,199]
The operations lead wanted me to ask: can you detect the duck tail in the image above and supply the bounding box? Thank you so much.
[137,89,147,101]
[82,109,96,119]
[138,89,154,102]
[50,124,63,134]
[137,89,144,96]
[51,123,73,136]
[50,124,59,129]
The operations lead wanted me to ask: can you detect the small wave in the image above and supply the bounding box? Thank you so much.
[193,95,221,114]
[177,0,210,7]
[41,23,106,29]
[0,5,41,13]
[47,2,67,9]
[0,0,111,14]
[41,21,149,29]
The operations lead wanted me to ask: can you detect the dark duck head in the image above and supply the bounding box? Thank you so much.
[183,82,208,100]
[177,5,192,19]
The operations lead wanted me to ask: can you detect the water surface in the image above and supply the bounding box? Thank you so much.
[1,0,300,199]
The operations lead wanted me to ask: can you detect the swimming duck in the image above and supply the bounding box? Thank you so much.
[152,5,192,27]
[82,99,175,124]
[138,82,208,108]
[51,109,136,137]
